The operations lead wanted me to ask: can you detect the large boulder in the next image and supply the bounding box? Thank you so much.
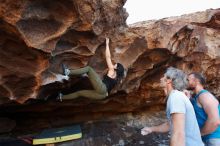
[0,0,220,134]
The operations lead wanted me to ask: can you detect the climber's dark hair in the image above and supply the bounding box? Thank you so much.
[115,63,125,81]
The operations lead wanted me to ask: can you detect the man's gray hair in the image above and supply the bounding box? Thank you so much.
[165,67,187,91]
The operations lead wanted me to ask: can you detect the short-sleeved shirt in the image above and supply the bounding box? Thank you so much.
[166,90,204,146]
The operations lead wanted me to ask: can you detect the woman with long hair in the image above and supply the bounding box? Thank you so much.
[58,38,125,101]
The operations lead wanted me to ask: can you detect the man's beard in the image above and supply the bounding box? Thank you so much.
[187,86,195,90]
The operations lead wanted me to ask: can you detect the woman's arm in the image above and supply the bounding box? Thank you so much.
[105,38,115,77]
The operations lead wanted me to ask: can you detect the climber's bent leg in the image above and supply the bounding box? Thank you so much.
[62,90,107,100]
[69,66,107,94]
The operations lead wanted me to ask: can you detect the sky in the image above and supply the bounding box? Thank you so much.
[124,0,220,24]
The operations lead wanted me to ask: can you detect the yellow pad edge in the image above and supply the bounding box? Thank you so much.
[33,133,82,145]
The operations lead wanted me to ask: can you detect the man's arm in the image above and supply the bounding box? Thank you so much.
[199,93,219,136]
[170,113,185,146]
[141,122,169,135]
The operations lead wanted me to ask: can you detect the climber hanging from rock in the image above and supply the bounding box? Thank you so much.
[57,38,125,101]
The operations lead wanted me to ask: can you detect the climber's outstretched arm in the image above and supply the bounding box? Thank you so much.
[105,38,115,77]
